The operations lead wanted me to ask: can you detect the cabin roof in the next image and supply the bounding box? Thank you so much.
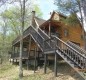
[39,11,64,27]
[50,11,67,20]
[35,17,46,26]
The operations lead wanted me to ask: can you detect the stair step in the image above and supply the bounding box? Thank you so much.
[44,50,55,54]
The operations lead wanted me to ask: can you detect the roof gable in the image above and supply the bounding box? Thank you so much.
[34,17,46,26]
[50,11,66,21]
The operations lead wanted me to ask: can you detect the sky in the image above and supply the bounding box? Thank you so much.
[0,0,86,31]
[0,0,57,32]
[35,0,57,20]
[0,0,57,20]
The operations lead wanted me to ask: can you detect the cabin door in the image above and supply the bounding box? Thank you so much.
[50,26,60,38]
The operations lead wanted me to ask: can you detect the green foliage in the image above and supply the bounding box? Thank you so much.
[34,4,43,18]
[55,0,81,26]
[55,0,80,14]
[61,13,80,26]
[0,1,43,59]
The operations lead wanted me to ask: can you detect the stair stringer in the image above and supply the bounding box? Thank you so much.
[56,50,86,80]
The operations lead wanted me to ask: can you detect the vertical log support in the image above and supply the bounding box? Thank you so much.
[17,47,19,54]
[27,36,31,70]
[34,48,37,73]
[16,59,17,63]
[27,59,29,70]
[44,54,47,74]
[12,46,15,64]
[54,52,57,77]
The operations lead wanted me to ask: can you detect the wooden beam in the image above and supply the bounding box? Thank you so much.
[54,53,57,77]
[27,36,31,70]
[44,54,47,74]
[16,59,17,63]
[34,48,37,73]
[27,59,29,70]
[28,36,31,58]
[12,46,15,64]
[17,47,19,53]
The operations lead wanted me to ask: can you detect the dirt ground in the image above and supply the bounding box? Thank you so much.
[0,61,84,80]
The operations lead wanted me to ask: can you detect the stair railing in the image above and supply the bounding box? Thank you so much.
[67,41,86,56]
[38,28,50,39]
[44,35,86,69]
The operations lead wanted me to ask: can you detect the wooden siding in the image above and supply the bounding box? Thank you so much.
[51,12,84,48]
[60,23,84,48]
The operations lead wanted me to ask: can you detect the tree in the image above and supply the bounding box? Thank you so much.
[0,3,43,36]
[80,0,86,49]
[0,0,8,7]
[18,0,25,79]
[0,0,43,78]
[54,0,83,24]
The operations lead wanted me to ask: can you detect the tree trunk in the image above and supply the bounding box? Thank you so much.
[80,0,86,50]
[19,0,25,79]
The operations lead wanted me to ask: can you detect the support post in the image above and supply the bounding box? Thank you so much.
[12,46,15,64]
[12,59,14,64]
[44,54,47,74]
[54,52,57,77]
[27,59,29,70]
[34,48,37,73]
[16,59,17,63]
[27,36,31,70]
[17,47,19,53]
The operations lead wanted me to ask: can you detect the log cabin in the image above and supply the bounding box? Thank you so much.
[40,11,84,48]
[10,11,86,79]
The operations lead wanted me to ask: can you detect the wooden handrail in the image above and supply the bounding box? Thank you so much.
[44,35,86,59]
[67,41,86,55]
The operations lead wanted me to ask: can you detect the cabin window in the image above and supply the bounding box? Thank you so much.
[81,35,84,40]
[64,29,69,37]
[51,26,56,33]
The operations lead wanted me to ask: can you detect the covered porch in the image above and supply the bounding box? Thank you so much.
[40,20,62,38]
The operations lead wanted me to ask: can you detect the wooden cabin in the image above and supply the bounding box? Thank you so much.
[11,11,85,63]
[10,11,86,79]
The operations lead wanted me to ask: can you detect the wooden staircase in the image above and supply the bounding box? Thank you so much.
[43,36,86,79]
[67,41,86,56]
[32,26,86,80]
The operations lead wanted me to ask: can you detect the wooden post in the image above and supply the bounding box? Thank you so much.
[0,58,2,64]
[34,48,37,73]
[16,59,17,63]
[54,53,57,77]
[12,46,15,64]
[27,59,29,70]
[49,21,51,37]
[12,59,14,64]
[16,46,19,53]
[27,36,31,70]
[26,46,29,70]
[44,54,47,74]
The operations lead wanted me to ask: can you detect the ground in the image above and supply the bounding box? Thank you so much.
[0,61,83,80]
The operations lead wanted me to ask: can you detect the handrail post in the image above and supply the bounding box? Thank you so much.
[54,52,57,77]
[44,54,47,74]
[34,48,37,73]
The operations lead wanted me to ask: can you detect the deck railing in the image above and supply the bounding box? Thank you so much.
[44,35,86,69]
[67,41,86,56]
[11,51,28,59]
